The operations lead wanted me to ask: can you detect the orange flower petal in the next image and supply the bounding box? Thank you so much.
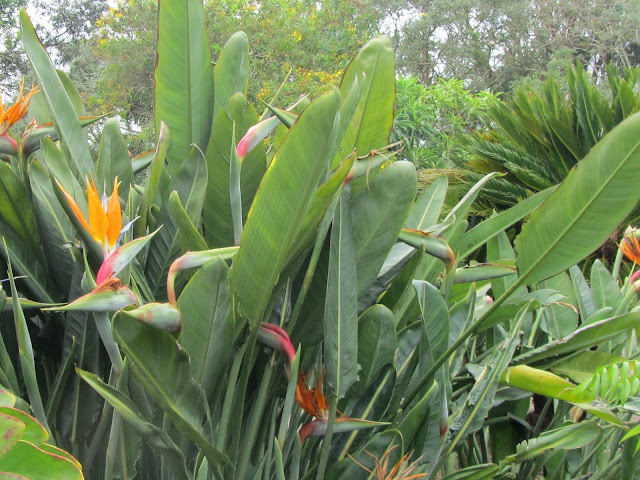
[87,176,108,247]
[55,179,90,232]
[620,235,640,263]
[0,82,39,135]
[106,178,122,249]
[295,371,328,419]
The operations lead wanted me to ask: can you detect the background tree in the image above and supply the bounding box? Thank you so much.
[384,0,640,93]
[79,0,380,154]
[0,0,108,91]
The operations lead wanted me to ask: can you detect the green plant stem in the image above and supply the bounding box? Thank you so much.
[230,126,243,246]
[94,311,124,377]
[315,396,338,480]
[229,329,258,468]
[586,453,621,480]
[5,241,51,438]
[274,436,286,480]
[105,363,129,479]
[612,246,624,281]
[216,342,247,451]
[235,362,273,480]
[614,286,637,317]
[84,403,112,468]
[277,351,300,447]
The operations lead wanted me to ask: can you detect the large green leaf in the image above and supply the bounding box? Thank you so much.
[145,145,208,299]
[0,162,39,252]
[0,440,83,480]
[459,187,554,259]
[513,312,640,365]
[230,89,341,328]
[20,10,93,177]
[76,368,190,480]
[154,0,213,174]
[213,32,249,119]
[0,220,56,303]
[325,190,359,398]
[168,191,208,252]
[355,305,396,390]
[349,162,416,298]
[29,162,78,290]
[339,36,395,157]
[515,112,640,286]
[178,257,234,402]
[405,174,448,230]
[413,280,449,362]
[96,118,134,200]
[112,313,231,467]
[203,93,266,247]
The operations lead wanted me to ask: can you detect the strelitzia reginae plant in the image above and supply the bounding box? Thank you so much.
[4,2,640,480]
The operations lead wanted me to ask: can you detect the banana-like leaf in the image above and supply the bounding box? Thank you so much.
[168,191,208,252]
[414,280,449,363]
[20,10,93,177]
[22,115,104,156]
[4,245,49,434]
[325,190,359,398]
[112,313,232,467]
[284,151,355,274]
[549,350,626,384]
[350,162,417,298]
[29,162,78,290]
[96,118,134,201]
[154,0,213,174]
[135,122,169,239]
[230,89,341,328]
[76,368,190,480]
[178,257,234,402]
[513,312,640,365]
[339,36,395,157]
[398,229,455,272]
[0,407,47,445]
[27,69,86,126]
[0,161,39,252]
[145,145,207,299]
[459,187,554,259]
[453,262,517,285]
[203,93,266,247]
[213,32,249,119]
[355,305,396,390]
[406,174,448,230]
[0,440,83,480]
[590,259,624,312]
[515,112,640,286]
[0,220,56,303]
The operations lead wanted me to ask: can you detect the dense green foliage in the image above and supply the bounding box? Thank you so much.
[460,62,640,213]
[2,2,640,480]
[391,76,497,168]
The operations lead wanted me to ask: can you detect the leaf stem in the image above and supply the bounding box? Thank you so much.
[315,396,338,480]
